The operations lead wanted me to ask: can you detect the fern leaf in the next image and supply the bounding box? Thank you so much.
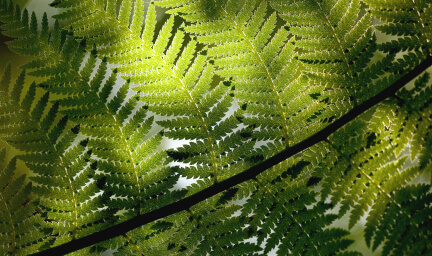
[302,71,432,254]
[364,0,432,56]
[371,184,432,255]
[1,1,431,255]
[155,0,329,165]
[0,148,45,255]
[0,2,179,251]
[235,158,358,255]
[50,1,256,187]
[0,63,112,252]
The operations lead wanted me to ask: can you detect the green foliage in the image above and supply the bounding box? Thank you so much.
[50,0,257,186]
[364,0,432,55]
[372,184,432,255]
[158,0,315,152]
[0,0,431,255]
[102,194,262,255]
[238,159,358,256]
[0,62,110,253]
[0,0,180,252]
[0,150,44,254]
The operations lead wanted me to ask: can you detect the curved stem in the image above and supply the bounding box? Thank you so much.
[29,48,432,256]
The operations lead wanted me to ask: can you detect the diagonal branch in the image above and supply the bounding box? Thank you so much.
[30,56,432,256]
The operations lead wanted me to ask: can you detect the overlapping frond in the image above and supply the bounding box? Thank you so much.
[156,0,328,153]
[236,158,360,256]
[269,0,402,107]
[50,1,257,186]
[364,0,432,56]
[371,184,432,255]
[0,63,109,252]
[0,0,431,255]
[302,71,432,254]
[362,72,432,252]
[101,156,359,255]
[0,148,45,255]
[0,1,180,251]
[99,192,261,255]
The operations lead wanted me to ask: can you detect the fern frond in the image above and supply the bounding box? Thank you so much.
[364,0,432,56]
[369,184,432,255]
[0,148,45,255]
[237,158,359,255]
[362,72,432,250]
[156,0,328,154]
[0,63,113,252]
[0,2,180,250]
[1,0,432,255]
[268,0,402,108]
[302,71,432,254]
[106,191,261,255]
[50,1,256,186]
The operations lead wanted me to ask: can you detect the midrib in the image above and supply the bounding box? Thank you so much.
[88,1,220,184]
[215,0,292,148]
[312,0,359,105]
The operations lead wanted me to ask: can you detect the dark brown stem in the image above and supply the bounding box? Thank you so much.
[30,56,432,256]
